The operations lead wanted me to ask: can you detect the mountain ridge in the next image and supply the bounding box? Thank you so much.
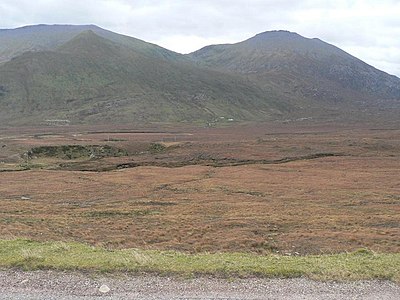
[0,24,185,64]
[0,28,287,125]
[0,24,399,125]
[189,30,400,105]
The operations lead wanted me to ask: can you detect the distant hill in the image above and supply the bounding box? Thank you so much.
[0,25,399,125]
[0,24,184,63]
[190,30,400,109]
[0,29,285,125]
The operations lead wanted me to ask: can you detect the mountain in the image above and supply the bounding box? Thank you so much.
[0,28,285,125]
[0,25,399,125]
[190,30,400,109]
[0,24,183,63]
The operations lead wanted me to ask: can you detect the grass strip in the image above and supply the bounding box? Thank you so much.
[0,239,399,282]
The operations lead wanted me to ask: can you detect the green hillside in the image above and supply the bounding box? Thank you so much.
[0,30,287,125]
[190,30,400,106]
[0,26,399,125]
[0,24,184,63]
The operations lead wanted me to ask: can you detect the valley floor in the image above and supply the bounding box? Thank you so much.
[0,121,399,255]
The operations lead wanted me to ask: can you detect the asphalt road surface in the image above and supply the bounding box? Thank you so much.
[0,270,399,299]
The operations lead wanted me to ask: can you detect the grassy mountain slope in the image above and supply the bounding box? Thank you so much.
[0,30,286,125]
[0,24,184,64]
[1,26,399,125]
[190,31,400,107]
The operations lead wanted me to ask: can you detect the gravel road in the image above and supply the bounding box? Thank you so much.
[0,270,399,299]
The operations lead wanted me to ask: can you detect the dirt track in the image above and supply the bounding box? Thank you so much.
[0,270,399,299]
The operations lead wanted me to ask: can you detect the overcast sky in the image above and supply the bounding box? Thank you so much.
[1,0,399,76]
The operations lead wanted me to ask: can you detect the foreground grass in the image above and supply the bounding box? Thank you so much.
[0,239,399,282]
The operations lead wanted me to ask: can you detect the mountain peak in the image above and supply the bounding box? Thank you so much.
[255,30,300,37]
[1,24,100,33]
[70,29,100,39]
[190,29,400,104]
[57,29,118,55]
[247,30,306,44]
[63,29,109,46]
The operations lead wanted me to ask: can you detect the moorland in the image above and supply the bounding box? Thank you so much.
[0,24,399,281]
[1,121,398,256]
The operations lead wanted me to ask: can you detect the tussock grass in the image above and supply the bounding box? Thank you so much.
[0,239,399,282]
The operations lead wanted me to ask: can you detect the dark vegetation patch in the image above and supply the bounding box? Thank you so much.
[27,145,127,160]
[51,152,341,172]
[148,143,167,154]
[115,152,340,170]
